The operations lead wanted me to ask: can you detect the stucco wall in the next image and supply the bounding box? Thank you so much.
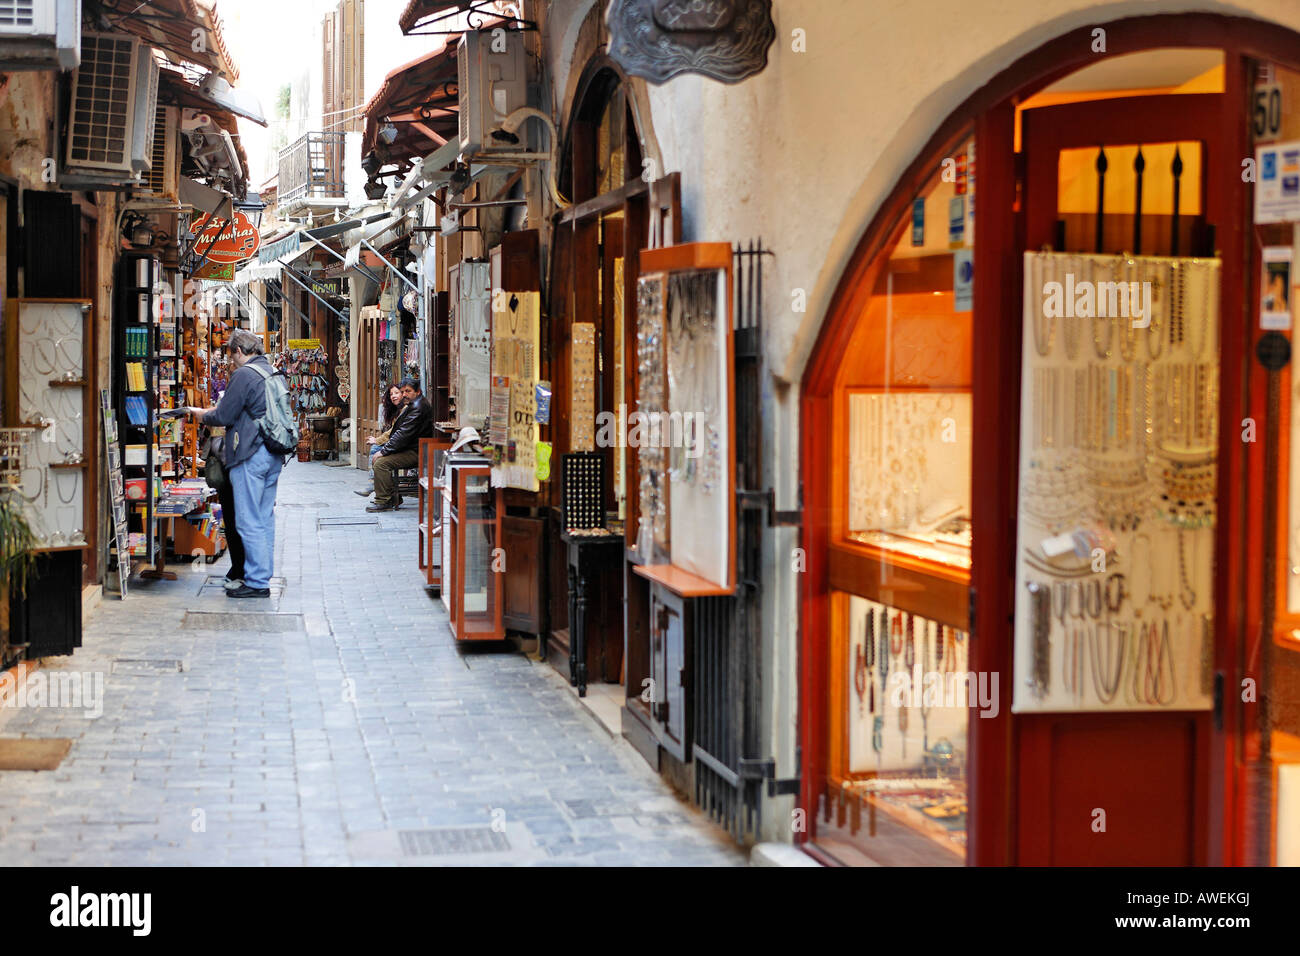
[538,0,1300,842]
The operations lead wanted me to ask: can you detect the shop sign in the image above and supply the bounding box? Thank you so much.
[948,196,966,247]
[309,278,343,297]
[287,338,321,350]
[191,209,262,264]
[193,260,235,281]
[607,0,776,85]
[1255,140,1300,223]
[953,249,973,312]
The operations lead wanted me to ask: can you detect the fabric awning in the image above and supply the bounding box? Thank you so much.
[236,239,320,284]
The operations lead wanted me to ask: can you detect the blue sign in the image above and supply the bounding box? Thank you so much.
[911,198,925,246]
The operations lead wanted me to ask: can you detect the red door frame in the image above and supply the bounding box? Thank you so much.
[798,13,1300,865]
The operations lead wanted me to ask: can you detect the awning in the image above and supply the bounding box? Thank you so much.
[343,214,409,272]
[391,138,461,211]
[362,41,459,161]
[236,239,320,283]
[398,0,529,36]
[98,0,241,81]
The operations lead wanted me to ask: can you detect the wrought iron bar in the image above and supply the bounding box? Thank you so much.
[1171,146,1184,257]
[1094,146,1108,254]
[1133,146,1145,255]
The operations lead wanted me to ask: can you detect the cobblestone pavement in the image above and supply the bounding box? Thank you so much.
[0,461,745,866]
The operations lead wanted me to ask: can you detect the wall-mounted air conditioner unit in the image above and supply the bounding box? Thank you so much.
[0,0,80,71]
[65,32,159,177]
[457,29,527,159]
[134,104,180,202]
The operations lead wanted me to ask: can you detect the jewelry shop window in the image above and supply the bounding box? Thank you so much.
[820,132,975,866]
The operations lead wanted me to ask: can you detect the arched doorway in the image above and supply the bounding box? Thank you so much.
[799,14,1300,866]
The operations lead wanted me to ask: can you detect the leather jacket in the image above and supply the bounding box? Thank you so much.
[377,394,432,456]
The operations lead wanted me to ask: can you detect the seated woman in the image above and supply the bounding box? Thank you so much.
[356,383,406,497]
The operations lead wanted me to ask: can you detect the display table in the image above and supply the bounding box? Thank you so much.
[561,530,624,696]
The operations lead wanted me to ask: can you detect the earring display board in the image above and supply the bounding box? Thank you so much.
[490,290,540,491]
[635,274,669,563]
[563,451,605,531]
[632,242,736,596]
[570,322,597,452]
[1012,252,1219,713]
[3,299,92,551]
[456,260,492,427]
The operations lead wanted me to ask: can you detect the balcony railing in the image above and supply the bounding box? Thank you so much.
[277,131,346,205]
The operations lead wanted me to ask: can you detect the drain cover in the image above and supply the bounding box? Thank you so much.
[318,516,379,529]
[112,659,184,674]
[182,612,305,632]
[398,827,511,857]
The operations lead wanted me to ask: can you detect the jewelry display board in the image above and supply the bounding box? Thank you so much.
[3,299,91,550]
[456,260,492,427]
[490,290,540,490]
[1012,252,1219,713]
[570,322,597,452]
[842,595,971,856]
[847,391,973,570]
[632,243,736,594]
[635,274,668,562]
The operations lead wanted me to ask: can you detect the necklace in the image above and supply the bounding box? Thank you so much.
[1177,527,1198,610]
[1089,622,1126,705]
[1062,255,1083,359]
[1026,580,1052,699]
[54,471,79,505]
[18,466,43,503]
[54,336,82,376]
[31,339,57,375]
[1145,262,1167,360]
[1031,254,1056,357]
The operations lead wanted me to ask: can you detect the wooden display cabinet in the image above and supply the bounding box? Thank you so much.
[440,458,504,641]
[417,437,451,590]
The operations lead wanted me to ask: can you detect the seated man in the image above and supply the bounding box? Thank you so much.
[367,377,433,512]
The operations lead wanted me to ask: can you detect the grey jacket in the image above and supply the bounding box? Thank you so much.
[204,355,273,467]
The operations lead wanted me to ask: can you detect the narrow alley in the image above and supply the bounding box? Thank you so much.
[0,462,742,866]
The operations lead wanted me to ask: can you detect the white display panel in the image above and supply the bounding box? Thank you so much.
[1012,252,1218,713]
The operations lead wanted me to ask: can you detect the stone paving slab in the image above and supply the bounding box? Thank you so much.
[0,461,744,867]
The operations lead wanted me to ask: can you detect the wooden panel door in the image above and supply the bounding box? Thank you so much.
[356,311,382,463]
[1014,91,1235,864]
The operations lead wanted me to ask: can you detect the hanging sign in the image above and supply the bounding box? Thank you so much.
[191,209,262,264]
[287,338,321,350]
[193,260,235,281]
[607,0,776,85]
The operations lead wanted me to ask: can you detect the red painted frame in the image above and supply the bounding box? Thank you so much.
[799,14,1300,866]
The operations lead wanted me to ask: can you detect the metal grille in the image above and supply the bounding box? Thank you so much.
[691,241,770,842]
[112,658,184,674]
[181,612,304,632]
[398,827,511,856]
[0,1,35,28]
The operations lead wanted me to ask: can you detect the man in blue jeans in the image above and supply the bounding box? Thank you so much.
[184,328,285,598]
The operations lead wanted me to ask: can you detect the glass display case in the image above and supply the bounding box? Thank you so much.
[440,456,503,641]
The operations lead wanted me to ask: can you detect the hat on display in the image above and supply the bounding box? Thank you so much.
[451,426,482,453]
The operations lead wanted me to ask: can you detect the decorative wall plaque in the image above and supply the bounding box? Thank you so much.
[606,0,776,85]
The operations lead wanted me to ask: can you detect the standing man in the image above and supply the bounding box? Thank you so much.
[184,329,286,598]
[368,377,432,512]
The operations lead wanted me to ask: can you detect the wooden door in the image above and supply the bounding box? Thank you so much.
[1012,92,1235,864]
[356,310,382,462]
